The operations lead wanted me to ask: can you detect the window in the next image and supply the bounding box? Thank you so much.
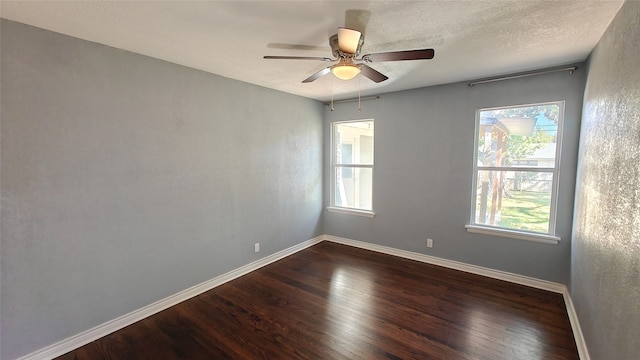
[330,120,374,215]
[467,102,564,243]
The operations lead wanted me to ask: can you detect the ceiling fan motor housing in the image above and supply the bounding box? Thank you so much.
[329,33,364,58]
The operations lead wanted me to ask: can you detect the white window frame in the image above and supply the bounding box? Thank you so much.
[328,119,375,217]
[466,101,564,244]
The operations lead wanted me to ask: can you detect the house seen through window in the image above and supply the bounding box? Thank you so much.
[471,102,563,236]
[331,120,374,212]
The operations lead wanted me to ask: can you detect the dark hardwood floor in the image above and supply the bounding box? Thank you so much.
[57,241,579,359]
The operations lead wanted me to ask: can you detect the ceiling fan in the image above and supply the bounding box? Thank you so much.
[264,28,435,83]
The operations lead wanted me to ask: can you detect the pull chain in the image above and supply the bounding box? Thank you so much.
[358,75,362,112]
[331,77,335,111]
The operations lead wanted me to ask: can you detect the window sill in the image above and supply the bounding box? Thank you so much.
[465,225,560,245]
[327,207,375,218]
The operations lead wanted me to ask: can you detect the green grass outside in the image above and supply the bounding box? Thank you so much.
[499,191,551,233]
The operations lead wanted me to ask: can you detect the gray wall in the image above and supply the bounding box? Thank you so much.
[324,68,585,284]
[0,20,324,360]
[572,1,640,359]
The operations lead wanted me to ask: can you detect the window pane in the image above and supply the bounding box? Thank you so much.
[475,170,552,233]
[335,121,374,165]
[478,104,558,168]
[335,167,372,211]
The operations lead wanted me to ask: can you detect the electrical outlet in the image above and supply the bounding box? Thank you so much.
[427,238,433,248]
[254,243,260,253]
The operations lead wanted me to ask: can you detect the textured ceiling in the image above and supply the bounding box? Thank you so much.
[0,1,624,101]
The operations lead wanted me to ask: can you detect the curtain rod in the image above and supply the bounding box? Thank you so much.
[324,96,379,106]
[467,65,577,87]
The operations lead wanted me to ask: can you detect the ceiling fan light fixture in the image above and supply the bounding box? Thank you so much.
[337,27,361,54]
[332,65,361,80]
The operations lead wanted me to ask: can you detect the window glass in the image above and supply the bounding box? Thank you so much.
[335,167,373,210]
[334,122,373,165]
[332,120,374,212]
[474,170,553,233]
[472,103,562,234]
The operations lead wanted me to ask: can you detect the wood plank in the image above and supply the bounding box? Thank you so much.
[57,242,579,359]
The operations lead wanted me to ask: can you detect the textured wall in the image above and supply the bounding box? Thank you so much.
[324,68,585,284]
[1,20,323,360]
[572,1,640,359]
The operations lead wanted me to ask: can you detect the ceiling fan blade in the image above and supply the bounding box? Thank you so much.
[264,55,334,61]
[337,28,362,54]
[359,64,388,83]
[267,43,328,51]
[302,66,332,83]
[361,49,435,62]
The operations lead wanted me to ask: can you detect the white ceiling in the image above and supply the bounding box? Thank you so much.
[0,1,623,101]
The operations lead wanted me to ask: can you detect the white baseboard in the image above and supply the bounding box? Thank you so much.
[562,288,591,360]
[323,235,565,292]
[16,236,324,360]
[15,234,590,360]
[322,234,590,360]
